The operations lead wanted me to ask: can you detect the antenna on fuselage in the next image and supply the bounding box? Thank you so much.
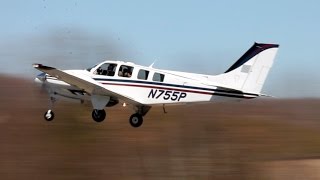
[149,60,157,68]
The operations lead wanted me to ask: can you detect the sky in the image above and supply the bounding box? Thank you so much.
[0,0,319,97]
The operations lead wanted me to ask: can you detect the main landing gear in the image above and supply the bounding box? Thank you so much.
[129,113,143,128]
[90,105,149,128]
[128,106,151,128]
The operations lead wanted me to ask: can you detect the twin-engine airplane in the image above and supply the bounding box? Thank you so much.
[33,42,279,127]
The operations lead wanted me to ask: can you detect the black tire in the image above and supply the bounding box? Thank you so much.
[44,110,54,121]
[129,113,143,128]
[92,109,106,122]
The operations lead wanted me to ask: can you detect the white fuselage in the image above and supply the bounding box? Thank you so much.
[33,43,279,126]
[35,60,257,106]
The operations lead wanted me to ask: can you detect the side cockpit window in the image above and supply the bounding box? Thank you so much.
[152,73,165,82]
[94,63,117,76]
[118,65,133,78]
[137,69,149,80]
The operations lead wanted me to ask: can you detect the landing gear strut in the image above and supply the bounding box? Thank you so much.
[44,110,54,121]
[91,95,109,123]
[44,97,56,121]
[92,109,106,122]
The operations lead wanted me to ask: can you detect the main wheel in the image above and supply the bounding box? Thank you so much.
[129,113,143,128]
[92,109,106,122]
[44,110,54,121]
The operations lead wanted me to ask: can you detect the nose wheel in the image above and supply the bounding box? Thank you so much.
[43,96,56,121]
[44,110,54,121]
[129,113,143,128]
[92,109,106,122]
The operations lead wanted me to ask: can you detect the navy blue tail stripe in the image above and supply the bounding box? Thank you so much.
[225,43,279,73]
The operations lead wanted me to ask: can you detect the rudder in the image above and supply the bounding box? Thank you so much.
[210,43,279,94]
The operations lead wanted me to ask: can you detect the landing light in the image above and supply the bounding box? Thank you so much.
[122,102,127,107]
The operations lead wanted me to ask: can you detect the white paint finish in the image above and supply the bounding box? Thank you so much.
[209,47,279,94]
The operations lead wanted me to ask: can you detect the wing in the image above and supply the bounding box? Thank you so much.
[33,63,142,106]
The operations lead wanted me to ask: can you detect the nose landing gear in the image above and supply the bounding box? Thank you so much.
[43,97,56,121]
[44,110,54,121]
[92,109,106,122]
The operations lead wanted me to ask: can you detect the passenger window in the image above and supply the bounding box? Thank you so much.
[152,73,165,82]
[137,69,149,80]
[94,63,117,76]
[118,65,133,78]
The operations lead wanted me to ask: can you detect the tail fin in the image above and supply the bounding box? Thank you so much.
[211,43,279,94]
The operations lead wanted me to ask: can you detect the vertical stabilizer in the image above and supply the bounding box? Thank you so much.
[211,43,279,94]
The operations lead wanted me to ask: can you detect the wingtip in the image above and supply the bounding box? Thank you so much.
[32,63,41,68]
[32,63,55,70]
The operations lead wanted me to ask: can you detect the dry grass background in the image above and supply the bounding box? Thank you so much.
[1,75,320,179]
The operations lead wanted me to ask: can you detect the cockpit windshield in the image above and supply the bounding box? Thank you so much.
[94,63,117,76]
[86,64,98,72]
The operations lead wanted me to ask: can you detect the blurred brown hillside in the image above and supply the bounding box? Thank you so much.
[1,75,320,179]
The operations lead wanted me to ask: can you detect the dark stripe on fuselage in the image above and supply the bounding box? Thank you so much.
[94,78,258,99]
[102,82,213,95]
[212,92,255,99]
[46,76,257,99]
[93,78,257,96]
[101,82,255,99]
